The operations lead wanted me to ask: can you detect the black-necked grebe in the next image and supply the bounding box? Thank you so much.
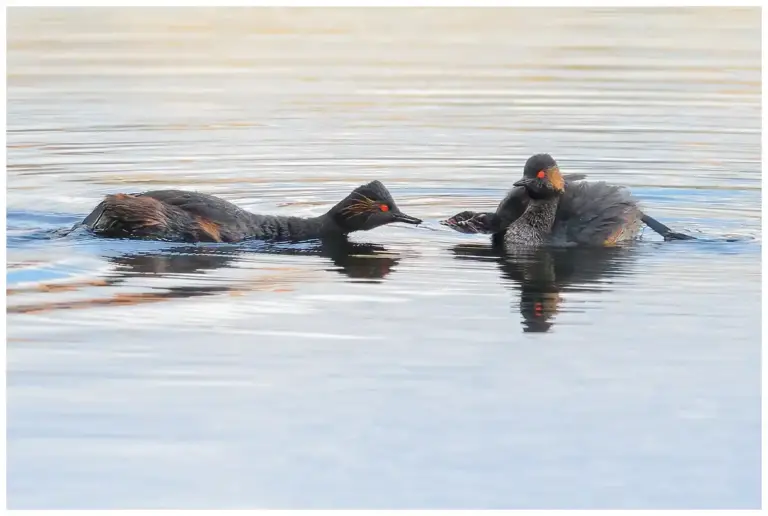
[81,180,422,243]
[442,154,694,245]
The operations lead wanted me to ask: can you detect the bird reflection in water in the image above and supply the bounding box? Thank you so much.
[451,244,636,333]
[7,236,401,314]
[112,236,400,281]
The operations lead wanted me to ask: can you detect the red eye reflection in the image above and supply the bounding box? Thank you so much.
[537,170,546,179]
[380,204,390,212]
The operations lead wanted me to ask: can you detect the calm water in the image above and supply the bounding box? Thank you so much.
[6,8,762,509]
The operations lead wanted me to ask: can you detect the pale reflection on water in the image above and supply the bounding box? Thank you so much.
[6,7,761,509]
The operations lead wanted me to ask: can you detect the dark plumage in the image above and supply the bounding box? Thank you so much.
[440,173,586,238]
[546,180,642,246]
[81,180,422,243]
[441,154,694,246]
[503,154,571,247]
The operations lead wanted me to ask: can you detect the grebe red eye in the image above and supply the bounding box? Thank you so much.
[380,204,389,212]
[537,170,546,179]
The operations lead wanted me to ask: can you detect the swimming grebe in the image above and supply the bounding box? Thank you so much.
[81,180,422,243]
[441,154,694,245]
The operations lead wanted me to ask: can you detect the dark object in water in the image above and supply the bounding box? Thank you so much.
[503,154,643,247]
[80,180,422,243]
[441,154,695,245]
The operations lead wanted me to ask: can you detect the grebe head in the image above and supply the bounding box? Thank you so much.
[331,180,422,232]
[513,153,565,200]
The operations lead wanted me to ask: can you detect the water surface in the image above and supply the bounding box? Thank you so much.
[6,7,761,509]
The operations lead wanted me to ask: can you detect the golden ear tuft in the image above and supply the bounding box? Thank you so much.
[549,167,565,192]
